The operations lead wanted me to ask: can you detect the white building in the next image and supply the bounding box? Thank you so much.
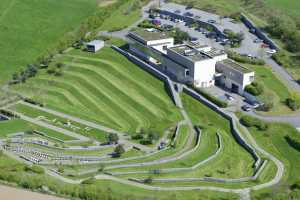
[216,59,255,94]
[128,29,174,63]
[162,44,216,87]
[128,29,254,94]
[86,40,104,53]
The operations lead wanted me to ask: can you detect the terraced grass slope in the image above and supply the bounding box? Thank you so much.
[0,0,98,85]
[12,47,181,134]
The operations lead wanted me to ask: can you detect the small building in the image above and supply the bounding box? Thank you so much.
[215,59,255,94]
[86,40,104,53]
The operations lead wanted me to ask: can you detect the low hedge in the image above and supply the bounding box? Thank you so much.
[240,115,269,131]
[192,87,228,108]
[285,135,300,152]
[227,51,265,65]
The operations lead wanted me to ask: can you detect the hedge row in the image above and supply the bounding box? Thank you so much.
[285,135,300,152]
[240,115,268,131]
[227,51,265,65]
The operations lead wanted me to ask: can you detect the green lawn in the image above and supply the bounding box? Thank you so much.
[246,64,296,115]
[11,47,181,135]
[10,103,109,142]
[0,119,31,137]
[238,119,300,199]
[0,118,75,141]
[99,0,146,31]
[0,0,99,86]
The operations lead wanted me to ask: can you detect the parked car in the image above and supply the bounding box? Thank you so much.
[225,93,235,101]
[186,5,193,10]
[207,19,216,24]
[175,10,181,14]
[242,105,251,112]
[184,12,194,17]
[161,24,173,31]
[190,37,198,42]
[254,38,262,43]
[266,49,277,54]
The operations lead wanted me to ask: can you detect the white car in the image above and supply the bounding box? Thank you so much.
[266,49,277,54]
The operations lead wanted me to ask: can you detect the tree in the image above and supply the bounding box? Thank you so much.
[107,133,119,144]
[148,130,159,142]
[113,144,125,157]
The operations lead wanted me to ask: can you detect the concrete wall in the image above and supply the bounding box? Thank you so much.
[182,86,262,169]
[241,14,279,50]
[112,45,182,108]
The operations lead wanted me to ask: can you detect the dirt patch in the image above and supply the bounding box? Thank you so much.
[98,0,117,7]
[0,185,65,200]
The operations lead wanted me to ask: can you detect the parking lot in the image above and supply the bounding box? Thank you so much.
[155,3,272,58]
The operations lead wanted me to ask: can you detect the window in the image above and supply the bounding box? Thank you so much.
[185,69,190,77]
[249,76,254,82]
[163,45,167,50]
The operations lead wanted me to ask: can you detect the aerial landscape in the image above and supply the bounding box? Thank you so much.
[0,0,300,199]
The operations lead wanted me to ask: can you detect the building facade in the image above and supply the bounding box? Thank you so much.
[128,29,254,94]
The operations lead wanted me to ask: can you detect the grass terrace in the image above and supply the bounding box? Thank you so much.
[11,47,182,138]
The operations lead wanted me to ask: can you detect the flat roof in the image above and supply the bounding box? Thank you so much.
[86,40,103,46]
[129,29,172,42]
[202,48,226,57]
[169,44,210,62]
[220,59,252,73]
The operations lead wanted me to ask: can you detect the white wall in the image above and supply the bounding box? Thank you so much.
[147,38,174,54]
[193,59,216,88]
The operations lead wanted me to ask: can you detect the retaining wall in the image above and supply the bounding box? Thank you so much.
[241,14,279,50]
[112,45,182,108]
[183,86,262,169]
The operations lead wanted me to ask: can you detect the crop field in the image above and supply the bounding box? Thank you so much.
[11,47,182,134]
[0,0,101,86]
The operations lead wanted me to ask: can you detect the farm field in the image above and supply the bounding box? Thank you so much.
[0,0,100,86]
[11,47,182,135]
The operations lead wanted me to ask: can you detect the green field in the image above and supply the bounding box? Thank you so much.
[242,120,300,199]
[0,0,100,86]
[11,47,181,135]
[0,119,75,141]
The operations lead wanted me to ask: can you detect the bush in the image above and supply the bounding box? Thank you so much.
[24,165,45,174]
[192,87,228,108]
[140,139,152,145]
[227,51,265,65]
[285,135,300,152]
[113,144,125,157]
[81,178,96,185]
[286,98,300,111]
[245,82,264,96]
[131,134,144,140]
[240,115,269,130]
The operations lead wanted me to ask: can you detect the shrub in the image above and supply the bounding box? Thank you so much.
[240,115,269,130]
[286,98,300,111]
[227,51,265,65]
[81,178,96,185]
[113,144,125,157]
[245,82,264,96]
[285,135,300,152]
[24,165,45,174]
[140,139,152,145]
[192,87,228,108]
[131,134,144,140]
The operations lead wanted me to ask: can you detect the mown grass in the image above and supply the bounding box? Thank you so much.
[246,64,297,115]
[0,119,74,141]
[10,103,108,142]
[0,0,98,85]
[180,94,255,177]
[12,47,181,136]
[246,121,300,199]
